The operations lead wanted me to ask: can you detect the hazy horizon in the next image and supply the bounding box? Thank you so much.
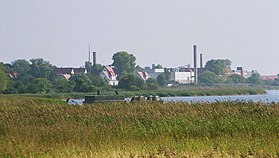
[1,0,279,75]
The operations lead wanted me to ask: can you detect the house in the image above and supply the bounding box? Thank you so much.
[135,71,150,81]
[99,65,118,86]
[55,67,87,80]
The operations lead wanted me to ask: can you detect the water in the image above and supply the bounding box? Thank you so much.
[162,90,279,103]
[69,90,279,105]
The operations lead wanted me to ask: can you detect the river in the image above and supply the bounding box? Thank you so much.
[69,90,279,105]
[162,90,279,103]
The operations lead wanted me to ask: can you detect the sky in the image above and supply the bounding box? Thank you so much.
[0,0,279,75]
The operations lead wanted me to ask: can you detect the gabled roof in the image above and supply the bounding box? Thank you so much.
[101,65,117,81]
[137,71,150,81]
[105,65,116,76]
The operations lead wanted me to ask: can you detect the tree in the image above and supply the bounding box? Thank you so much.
[29,58,54,80]
[11,59,31,82]
[205,59,231,76]
[145,78,159,90]
[70,74,96,92]
[198,71,223,84]
[118,74,144,90]
[248,73,263,85]
[157,73,167,86]
[92,64,104,75]
[152,64,163,69]
[112,51,136,76]
[227,74,247,84]
[52,77,74,93]
[87,74,105,87]
[27,78,51,93]
[0,63,9,93]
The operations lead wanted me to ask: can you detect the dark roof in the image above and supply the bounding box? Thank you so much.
[73,68,86,74]
[55,68,73,75]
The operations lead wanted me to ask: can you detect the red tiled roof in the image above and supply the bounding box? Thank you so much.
[102,65,117,81]
[105,65,115,76]
[261,75,278,81]
[138,71,150,80]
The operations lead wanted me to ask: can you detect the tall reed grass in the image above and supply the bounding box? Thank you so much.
[0,86,265,99]
[0,96,278,157]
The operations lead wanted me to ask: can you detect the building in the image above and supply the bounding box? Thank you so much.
[144,68,164,79]
[55,67,87,80]
[261,75,278,81]
[135,71,150,81]
[99,65,118,86]
[170,67,194,84]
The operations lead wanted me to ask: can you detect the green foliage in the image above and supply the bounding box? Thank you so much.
[11,59,31,81]
[145,78,159,90]
[157,73,167,86]
[92,64,104,75]
[52,77,74,93]
[198,71,223,84]
[227,74,247,84]
[205,59,231,75]
[85,62,103,75]
[118,74,144,90]
[0,63,9,93]
[27,78,51,93]
[248,73,263,84]
[70,74,97,92]
[112,51,136,76]
[29,58,54,79]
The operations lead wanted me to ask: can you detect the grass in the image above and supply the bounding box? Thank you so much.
[1,96,279,157]
[1,86,266,99]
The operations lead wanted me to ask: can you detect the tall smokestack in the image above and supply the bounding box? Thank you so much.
[200,53,203,68]
[93,52,96,66]
[193,45,198,84]
[88,45,91,63]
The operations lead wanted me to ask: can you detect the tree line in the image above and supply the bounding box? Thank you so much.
[0,52,165,94]
[0,52,277,94]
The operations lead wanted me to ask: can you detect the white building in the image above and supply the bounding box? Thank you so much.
[170,68,194,84]
[99,65,118,86]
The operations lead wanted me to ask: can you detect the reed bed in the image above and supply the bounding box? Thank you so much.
[0,86,265,99]
[0,96,279,157]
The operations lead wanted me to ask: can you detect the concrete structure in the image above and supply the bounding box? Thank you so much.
[93,52,96,66]
[200,53,203,68]
[193,45,198,84]
[99,65,118,86]
[169,67,194,84]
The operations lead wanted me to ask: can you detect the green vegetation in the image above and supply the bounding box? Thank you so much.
[0,86,266,99]
[1,96,279,157]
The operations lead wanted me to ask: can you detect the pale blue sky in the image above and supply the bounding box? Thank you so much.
[1,0,279,75]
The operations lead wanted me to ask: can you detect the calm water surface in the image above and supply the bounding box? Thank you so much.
[70,90,279,105]
[162,90,279,103]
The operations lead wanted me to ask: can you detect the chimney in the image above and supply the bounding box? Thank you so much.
[93,52,96,66]
[193,45,198,84]
[200,53,203,68]
[88,45,91,63]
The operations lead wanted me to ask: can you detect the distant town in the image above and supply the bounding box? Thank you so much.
[0,45,278,94]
